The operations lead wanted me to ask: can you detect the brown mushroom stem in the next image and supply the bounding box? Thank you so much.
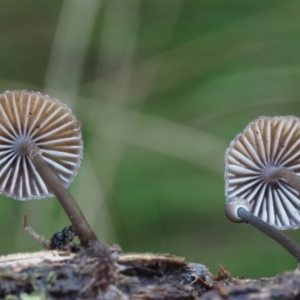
[264,167,300,194]
[21,138,99,247]
[237,207,300,265]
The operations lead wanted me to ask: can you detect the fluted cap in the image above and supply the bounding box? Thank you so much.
[225,197,251,223]
[0,90,83,200]
[225,116,300,230]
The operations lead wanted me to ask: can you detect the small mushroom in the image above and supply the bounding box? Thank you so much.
[225,116,300,264]
[0,90,98,247]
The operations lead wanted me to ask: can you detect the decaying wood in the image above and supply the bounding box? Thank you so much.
[0,245,299,300]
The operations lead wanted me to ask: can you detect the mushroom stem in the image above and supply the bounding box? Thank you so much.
[264,167,300,195]
[21,139,98,247]
[237,207,300,265]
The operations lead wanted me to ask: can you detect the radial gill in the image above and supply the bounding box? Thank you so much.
[0,90,83,200]
[225,116,300,230]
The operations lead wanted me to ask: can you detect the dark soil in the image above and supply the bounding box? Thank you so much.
[0,242,299,299]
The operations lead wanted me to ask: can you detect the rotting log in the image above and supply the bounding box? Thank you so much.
[0,247,299,300]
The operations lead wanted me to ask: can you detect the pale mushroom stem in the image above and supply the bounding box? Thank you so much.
[20,138,99,248]
[237,207,300,265]
[264,167,300,194]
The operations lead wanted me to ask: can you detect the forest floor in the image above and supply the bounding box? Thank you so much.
[0,242,299,300]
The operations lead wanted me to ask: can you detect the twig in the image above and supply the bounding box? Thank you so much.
[23,214,51,250]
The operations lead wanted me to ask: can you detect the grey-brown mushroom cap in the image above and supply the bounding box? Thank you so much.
[225,197,251,223]
[225,116,300,230]
[0,90,83,200]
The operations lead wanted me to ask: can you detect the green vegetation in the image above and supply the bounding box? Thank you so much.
[0,0,299,278]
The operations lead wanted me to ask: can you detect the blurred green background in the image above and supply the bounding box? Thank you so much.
[0,0,300,279]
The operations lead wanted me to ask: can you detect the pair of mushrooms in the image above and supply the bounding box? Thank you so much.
[2,91,299,261]
[0,90,98,248]
[225,116,300,264]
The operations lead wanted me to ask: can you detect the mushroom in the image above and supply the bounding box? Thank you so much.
[0,90,98,247]
[225,116,300,264]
